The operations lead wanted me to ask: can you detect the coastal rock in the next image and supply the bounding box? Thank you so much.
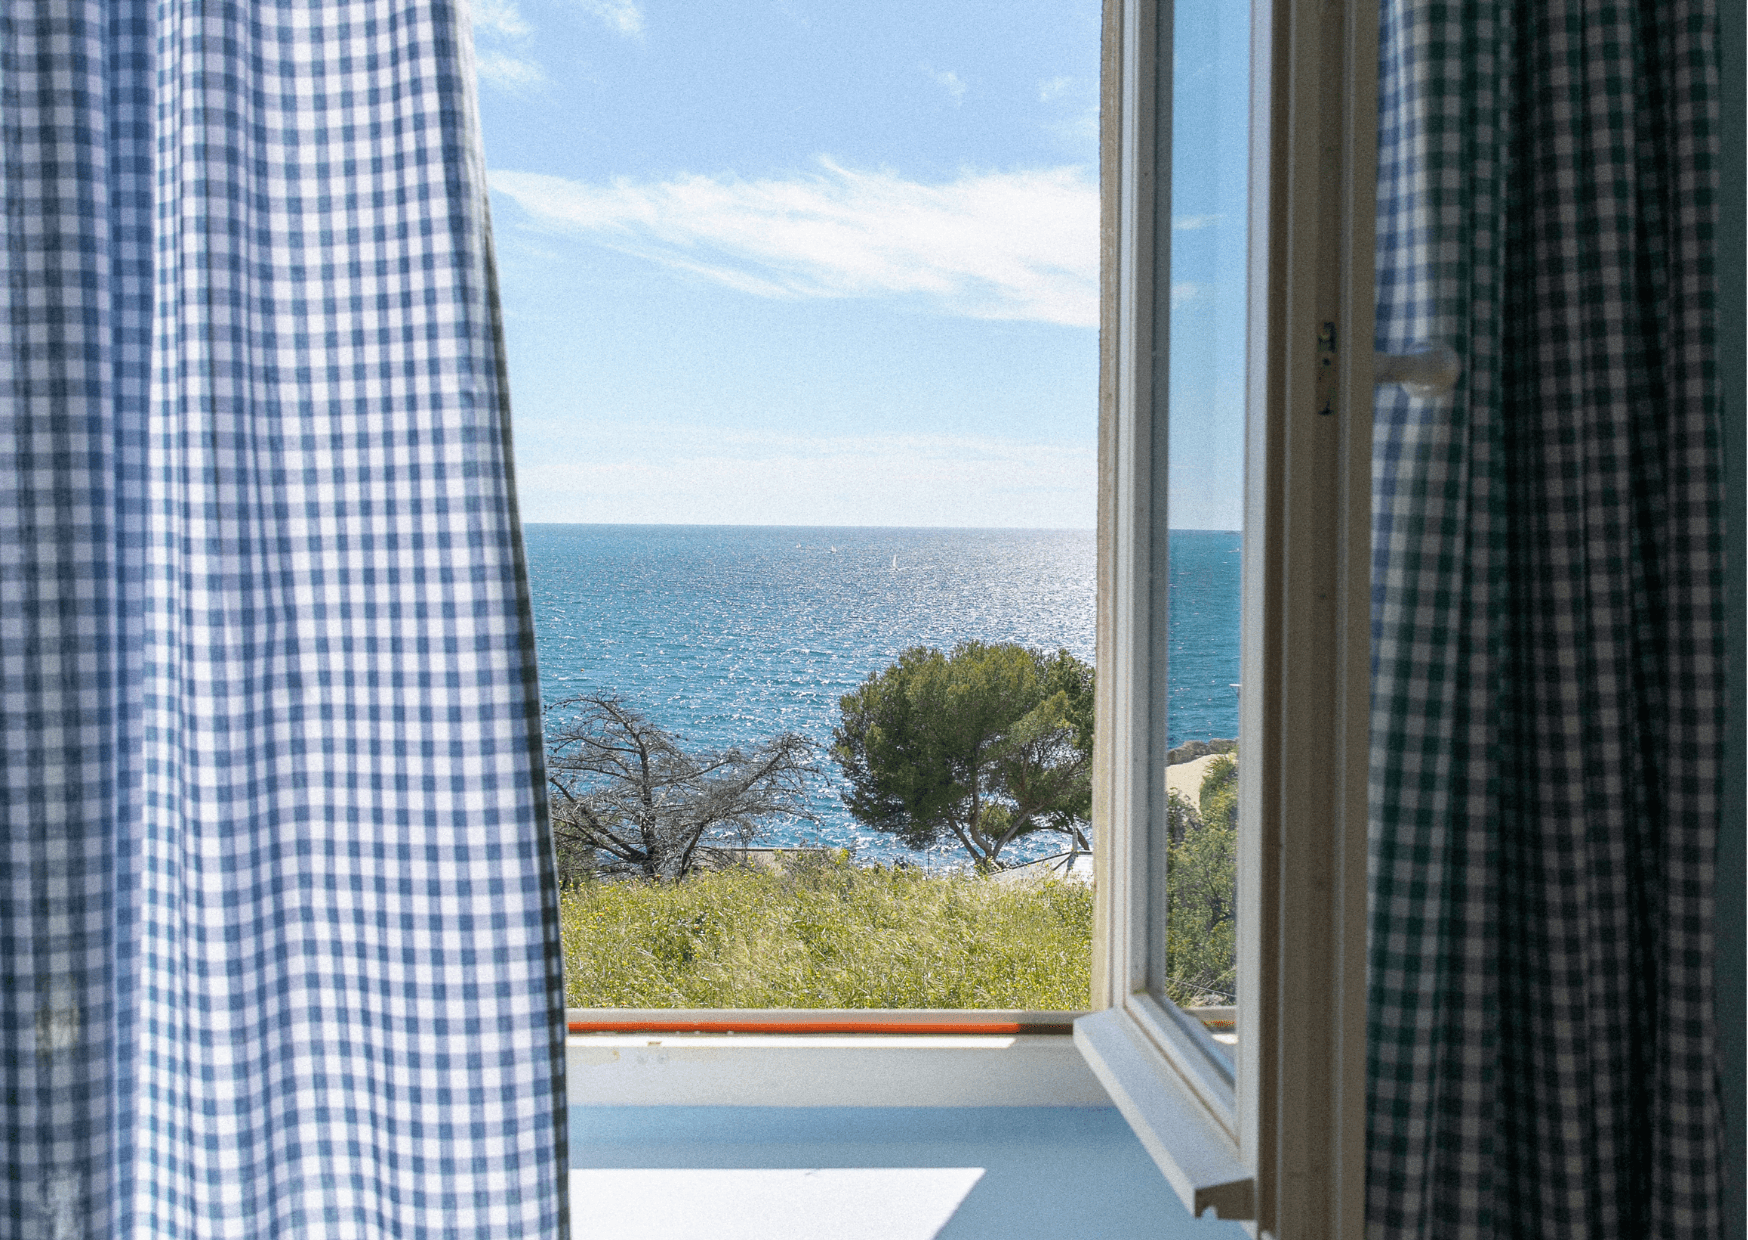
[1166,737,1237,766]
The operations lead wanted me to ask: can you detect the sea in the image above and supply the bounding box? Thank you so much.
[524,525,1241,866]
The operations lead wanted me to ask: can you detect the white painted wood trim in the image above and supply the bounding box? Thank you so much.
[1123,993,1238,1139]
[1243,0,1377,1229]
[1074,1010,1253,1220]
[1088,0,1256,1220]
[566,1034,1112,1108]
[1087,0,1375,1231]
[1100,0,1164,1016]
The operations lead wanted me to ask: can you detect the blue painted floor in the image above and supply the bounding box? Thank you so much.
[571,1107,1248,1240]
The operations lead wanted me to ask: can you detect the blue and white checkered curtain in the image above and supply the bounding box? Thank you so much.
[1367,0,1725,1237]
[1,2,568,1236]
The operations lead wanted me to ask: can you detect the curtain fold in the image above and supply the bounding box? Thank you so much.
[1367,0,1724,1237]
[1,2,568,1235]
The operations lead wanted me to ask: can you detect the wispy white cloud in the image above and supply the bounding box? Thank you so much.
[1171,281,1203,307]
[1038,75,1073,102]
[577,0,644,36]
[1173,213,1224,231]
[513,423,1095,526]
[489,159,1098,326]
[470,0,545,90]
[926,67,968,103]
[475,48,546,89]
[473,0,532,38]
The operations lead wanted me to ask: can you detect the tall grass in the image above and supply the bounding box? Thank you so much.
[559,853,1093,1010]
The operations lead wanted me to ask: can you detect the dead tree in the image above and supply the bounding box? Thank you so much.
[545,694,819,882]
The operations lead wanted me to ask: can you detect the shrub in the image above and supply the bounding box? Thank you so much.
[832,642,1094,869]
[559,853,1092,1010]
[1163,812,1237,1005]
[1198,753,1238,832]
[1163,751,1238,1005]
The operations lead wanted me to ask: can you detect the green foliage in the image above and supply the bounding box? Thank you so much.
[1164,814,1237,1005]
[559,853,1093,1009]
[1166,787,1202,843]
[831,641,1095,868]
[1198,753,1238,832]
[1163,751,1239,1006]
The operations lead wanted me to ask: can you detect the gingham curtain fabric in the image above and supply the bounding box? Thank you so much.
[1,2,568,1236]
[1367,0,1725,1237]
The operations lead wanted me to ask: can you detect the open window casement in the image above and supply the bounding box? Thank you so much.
[1073,0,1375,1233]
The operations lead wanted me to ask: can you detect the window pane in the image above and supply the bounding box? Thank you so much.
[475,1,1102,1010]
[1147,0,1250,1045]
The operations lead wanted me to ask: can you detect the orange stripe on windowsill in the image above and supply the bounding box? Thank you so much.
[566,1018,1076,1036]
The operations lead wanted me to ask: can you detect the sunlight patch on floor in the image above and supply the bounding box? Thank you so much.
[570,1167,985,1240]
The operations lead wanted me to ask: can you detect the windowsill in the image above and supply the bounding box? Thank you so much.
[563,1006,1237,1109]
[568,1105,1249,1240]
[567,1031,1111,1108]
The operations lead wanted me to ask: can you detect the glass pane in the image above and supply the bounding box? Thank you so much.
[474,1,1102,1010]
[1148,0,1250,1051]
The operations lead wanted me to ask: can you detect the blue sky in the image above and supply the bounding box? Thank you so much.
[472,0,1246,529]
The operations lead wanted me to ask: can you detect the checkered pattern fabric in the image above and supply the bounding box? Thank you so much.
[1367,1,1725,1237]
[2,2,568,1236]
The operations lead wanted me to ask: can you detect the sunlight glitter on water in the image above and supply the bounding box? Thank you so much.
[525,524,1237,865]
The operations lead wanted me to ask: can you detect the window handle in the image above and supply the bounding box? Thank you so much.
[1375,343,1461,399]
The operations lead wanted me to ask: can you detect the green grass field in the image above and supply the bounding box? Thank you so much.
[559,853,1093,1010]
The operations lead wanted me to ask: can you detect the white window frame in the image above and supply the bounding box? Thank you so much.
[567,0,1375,1232]
[1071,0,1375,1232]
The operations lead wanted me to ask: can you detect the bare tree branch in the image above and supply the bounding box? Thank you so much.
[547,693,821,882]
